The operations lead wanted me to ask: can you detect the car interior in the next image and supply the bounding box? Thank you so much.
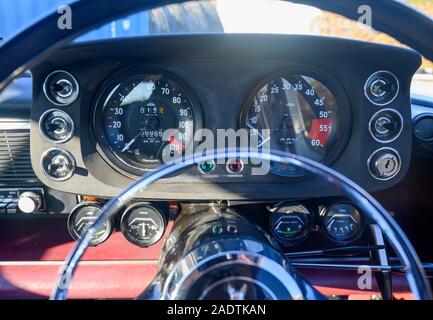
[0,0,432,300]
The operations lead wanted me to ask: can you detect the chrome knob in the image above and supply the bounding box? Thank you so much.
[18,192,42,213]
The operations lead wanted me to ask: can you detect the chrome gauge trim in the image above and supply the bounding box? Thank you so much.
[320,202,365,245]
[67,201,112,246]
[38,108,75,143]
[368,108,404,143]
[367,147,402,181]
[43,70,79,106]
[364,70,400,106]
[40,147,76,181]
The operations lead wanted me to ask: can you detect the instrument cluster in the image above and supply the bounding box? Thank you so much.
[29,35,419,200]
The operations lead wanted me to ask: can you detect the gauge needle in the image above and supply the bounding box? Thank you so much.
[121,129,144,152]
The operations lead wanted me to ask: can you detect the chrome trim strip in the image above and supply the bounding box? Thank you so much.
[0,260,159,266]
[0,120,30,130]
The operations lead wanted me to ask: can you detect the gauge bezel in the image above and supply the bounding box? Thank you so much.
[92,66,203,179]
[67,201,112,246]
[39,108,75,143]
[269,203,312,246]
[239,64,352,179]
[120,202,166,247]
[320,202,365,245]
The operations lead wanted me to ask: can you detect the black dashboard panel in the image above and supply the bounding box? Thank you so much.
[30,34,421,200]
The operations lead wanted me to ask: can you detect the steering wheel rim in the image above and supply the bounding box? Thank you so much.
[51,149,432,300]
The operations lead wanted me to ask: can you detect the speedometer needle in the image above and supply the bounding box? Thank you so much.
[121,129,144,152]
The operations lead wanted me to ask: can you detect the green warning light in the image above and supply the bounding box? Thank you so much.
[198,160,215,174]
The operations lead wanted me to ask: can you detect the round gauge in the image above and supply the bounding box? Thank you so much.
[241,68,348,177]
[269,203,311,245]
[39,109,74,143]
[120,203,166,247]
[322,203,364,244]
[94,67,201,177]
[67,201,112,246]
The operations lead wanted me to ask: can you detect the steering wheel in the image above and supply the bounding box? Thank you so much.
[0,0,431,300]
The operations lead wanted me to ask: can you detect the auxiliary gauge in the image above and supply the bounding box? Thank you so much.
[121,203,166,247]
[269,203,312,245]
[67,201,112,246]
[322,202,364,244]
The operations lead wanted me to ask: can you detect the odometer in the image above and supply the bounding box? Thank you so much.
[241,68,348,177]
[94,68,201,176]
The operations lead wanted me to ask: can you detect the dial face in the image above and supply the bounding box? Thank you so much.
[242,71,344,177]
[323,203,363,243]
[94,69,200,176]
[120,203,166,247]
[270,204,311,245]
[67,202,112,246]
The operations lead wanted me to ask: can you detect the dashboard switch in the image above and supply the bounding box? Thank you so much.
[41,148,76,181]
[18,192,42,213]
[364,71,399,106]
[368,148,401,180]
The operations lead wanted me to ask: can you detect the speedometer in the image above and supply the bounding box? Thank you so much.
[94,68,201,177]
[241,68,349,177]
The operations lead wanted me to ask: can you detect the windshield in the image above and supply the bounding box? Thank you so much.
[0,0,432,95]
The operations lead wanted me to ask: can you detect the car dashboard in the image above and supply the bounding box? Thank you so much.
[28,34,420,200]
[0,34,430,299]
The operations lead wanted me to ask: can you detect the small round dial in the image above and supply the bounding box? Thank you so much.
[67,202,112,246]
[120,203,166,247]
[269,203,311,245]
[322,203,364,244]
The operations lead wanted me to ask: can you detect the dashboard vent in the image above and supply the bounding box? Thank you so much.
[0,123,38,185]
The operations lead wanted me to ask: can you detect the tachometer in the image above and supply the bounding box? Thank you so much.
[94,68,201,176]
[241,68,348,177]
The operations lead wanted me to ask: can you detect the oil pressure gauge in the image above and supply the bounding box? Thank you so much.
[121,203,166,247]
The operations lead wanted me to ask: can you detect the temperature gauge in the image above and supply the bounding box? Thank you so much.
[120,203,166,247]
[322,202,364,244]
[269,203,311,245]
